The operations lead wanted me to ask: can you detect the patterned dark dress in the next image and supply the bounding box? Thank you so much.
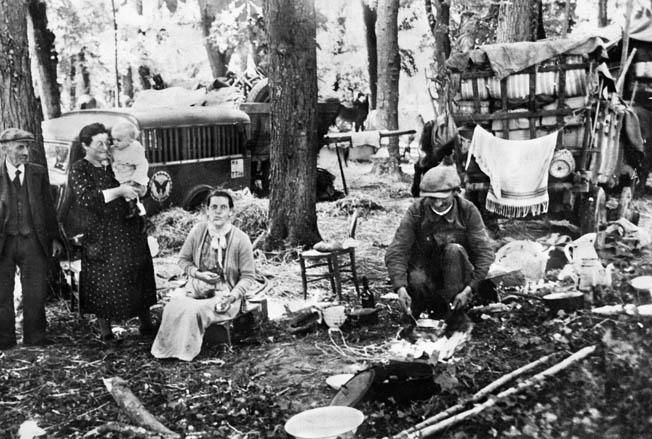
[69,159,156,321]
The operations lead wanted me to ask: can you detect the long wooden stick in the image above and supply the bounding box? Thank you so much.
[390,352,558,439]
[615,48,638,95]
[103,377,180,438]
[619,0,635,86]
[391,345,596,439]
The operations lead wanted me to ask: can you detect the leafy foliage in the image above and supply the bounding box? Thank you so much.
[207,0,268,74]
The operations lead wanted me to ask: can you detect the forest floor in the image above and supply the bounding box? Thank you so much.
[2,159,652,439]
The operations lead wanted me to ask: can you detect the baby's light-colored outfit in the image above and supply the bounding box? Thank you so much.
[112,141,149,187]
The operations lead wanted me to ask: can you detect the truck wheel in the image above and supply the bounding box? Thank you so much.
[183,186,212,211]
[579,187,606,234]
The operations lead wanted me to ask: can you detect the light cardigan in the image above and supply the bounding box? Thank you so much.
[178,222,256,301]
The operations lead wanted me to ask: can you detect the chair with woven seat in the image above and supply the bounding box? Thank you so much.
[299,209,361,301]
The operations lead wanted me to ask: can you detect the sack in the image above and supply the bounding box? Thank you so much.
[432,112,459,148]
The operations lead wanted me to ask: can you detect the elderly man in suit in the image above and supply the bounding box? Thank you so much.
[0,128,62,349]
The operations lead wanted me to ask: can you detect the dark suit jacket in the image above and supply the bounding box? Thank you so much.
[0,162,60,256]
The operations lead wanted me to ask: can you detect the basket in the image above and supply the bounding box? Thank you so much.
[322,305,347,329]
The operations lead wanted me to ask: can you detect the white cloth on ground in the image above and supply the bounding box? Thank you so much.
[467,125,558,218]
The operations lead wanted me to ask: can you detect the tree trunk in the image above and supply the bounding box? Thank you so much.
[198,0,229,78]
[27,0,61,120]
[361,0,377,109]
[68,54,77,109]
[431,0,451,113]
[535,0,546,40]
[0,0,46,166]
[374,0,401,175]
[598,0,608,27]
[424,0,436,38]
[264,0,321,249]
[495,0,540,43]
[122,66,134,104]
[138,65,151,90]
[76,49,91,98]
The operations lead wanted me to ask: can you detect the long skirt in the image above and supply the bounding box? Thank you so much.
[151,293,241,361]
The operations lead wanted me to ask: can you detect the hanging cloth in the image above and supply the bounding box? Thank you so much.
[467,125,558,218]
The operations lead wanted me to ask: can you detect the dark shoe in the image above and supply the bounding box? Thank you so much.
[125,200,139,219]
[125,207,139,219]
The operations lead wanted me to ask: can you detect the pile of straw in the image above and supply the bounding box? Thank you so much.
[233,196,269,239]
[149,208,199,254]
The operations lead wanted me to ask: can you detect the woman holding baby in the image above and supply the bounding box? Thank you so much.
[150,189,256,361]
[69,122,157,345]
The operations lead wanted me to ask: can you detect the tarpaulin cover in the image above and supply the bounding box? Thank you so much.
[629,7,652,43]
[447,5,652,79]
[447,33,610,80]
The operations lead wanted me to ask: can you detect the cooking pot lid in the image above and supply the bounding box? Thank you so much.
[330,369,375,407]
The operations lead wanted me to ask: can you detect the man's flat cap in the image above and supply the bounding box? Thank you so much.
[0,128,35,143]
[419,165,461,198]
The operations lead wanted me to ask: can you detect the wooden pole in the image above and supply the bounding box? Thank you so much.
[616,48,638,94]
[111,0,121,107]
[618,0,635,86]
[391,352,559,438]
[390,345,597,439]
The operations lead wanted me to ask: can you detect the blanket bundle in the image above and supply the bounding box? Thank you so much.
[467,126,558,218]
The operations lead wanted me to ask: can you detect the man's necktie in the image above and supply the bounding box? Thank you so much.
[13,169,21,188]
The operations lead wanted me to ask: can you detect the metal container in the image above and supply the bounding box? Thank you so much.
[542,292,585,314]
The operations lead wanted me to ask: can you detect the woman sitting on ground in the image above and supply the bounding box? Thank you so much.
[151,189,256,361]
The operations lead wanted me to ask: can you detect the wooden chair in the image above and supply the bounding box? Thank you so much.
[203,298,268,348]
[299,209,361,301]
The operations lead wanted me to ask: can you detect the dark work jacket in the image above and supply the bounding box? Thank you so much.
[385,196,494,293]
[0,162,60,256]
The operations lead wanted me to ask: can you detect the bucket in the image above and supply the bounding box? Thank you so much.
[284,406,364,439]
[322,305,347,330]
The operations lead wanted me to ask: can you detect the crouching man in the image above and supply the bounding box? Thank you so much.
[385,165,494,319]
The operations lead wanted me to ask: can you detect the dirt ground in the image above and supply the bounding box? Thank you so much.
[2,157,652,439]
